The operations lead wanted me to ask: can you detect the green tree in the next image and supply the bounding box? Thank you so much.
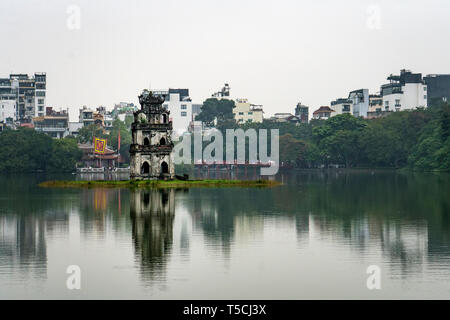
[195,98,235,126]
[48,137,82,172]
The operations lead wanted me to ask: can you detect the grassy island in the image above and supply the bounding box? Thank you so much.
[38,179,281,189]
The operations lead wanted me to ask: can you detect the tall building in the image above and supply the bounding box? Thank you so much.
[295,102,309,123]
[130,90,175,180]
[348,89,369,117]
[381,69,427,112]
[233,98,264,124]
[154,88,192,136]
[0,73,47,121]
[0,78,17,123]
[424,74,450,106]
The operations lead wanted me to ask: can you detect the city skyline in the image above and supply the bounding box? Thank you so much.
[2,0,450,121]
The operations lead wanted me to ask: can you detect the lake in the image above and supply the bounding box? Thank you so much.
[0,170,449,299]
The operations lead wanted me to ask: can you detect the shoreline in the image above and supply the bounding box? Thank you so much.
[38,179,282,189]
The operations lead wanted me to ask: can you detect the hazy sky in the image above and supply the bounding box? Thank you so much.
[1,0,450,121]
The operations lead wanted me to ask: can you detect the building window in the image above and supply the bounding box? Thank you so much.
[424,87,427,91]
[38,106,43,111]
[239,112,244,115]
[181,112,187,117]
[38,99,44,104]
[181,104,187,110]
[248,112,253,115]
[163,104,168,108]
[424,95,427,99]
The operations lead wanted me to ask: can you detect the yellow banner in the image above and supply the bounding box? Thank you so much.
[94,137,107,154]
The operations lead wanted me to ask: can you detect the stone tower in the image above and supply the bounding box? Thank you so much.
[130,90,175,180]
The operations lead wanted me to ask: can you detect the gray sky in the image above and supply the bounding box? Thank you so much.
[1,0,450,121]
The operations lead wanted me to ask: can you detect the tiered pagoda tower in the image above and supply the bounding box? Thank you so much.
[130,90,175,180]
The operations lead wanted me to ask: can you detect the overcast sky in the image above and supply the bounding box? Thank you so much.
[1,0,450,121]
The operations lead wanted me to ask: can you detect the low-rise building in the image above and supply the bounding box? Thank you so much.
[381,69,427,112]
[295,102,309,123]
[233,98,263,124]
[423,74,450,106]
[330,98,353,115]
[78,143,121,169]
[269,113,302,124]
[211,83,231,100]
[69,122,84,137]
[312,106,335,120]
[349,89,369,117]
[32,107,69,138]
[367,94,389,119]
[79,106,95,126]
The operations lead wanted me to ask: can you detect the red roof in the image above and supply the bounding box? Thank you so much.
[313,106,335,115]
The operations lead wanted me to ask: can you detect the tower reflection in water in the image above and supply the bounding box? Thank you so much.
[130,188,176,283]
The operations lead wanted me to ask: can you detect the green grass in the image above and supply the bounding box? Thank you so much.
[38,179,281,189]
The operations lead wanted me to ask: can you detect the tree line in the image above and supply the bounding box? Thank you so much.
[198,98,450,171]
[0,128,81,173]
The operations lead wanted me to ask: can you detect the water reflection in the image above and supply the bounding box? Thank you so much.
[0,171,449,298]
[0,214,47,282]
[130,189,175,282]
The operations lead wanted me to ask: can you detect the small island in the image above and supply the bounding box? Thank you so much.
[38,179,281,189]
[39,92,282,190]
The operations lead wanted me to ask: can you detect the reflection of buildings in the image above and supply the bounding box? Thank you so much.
[130,189,175,281]
[0,212,60,282]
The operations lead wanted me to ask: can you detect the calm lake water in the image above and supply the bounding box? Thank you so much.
[0,170,449,299]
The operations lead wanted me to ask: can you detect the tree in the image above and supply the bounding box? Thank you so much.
[0,128,81,173]
[77,124,106,144]
[195,98,235,126]
[48,137,82,172]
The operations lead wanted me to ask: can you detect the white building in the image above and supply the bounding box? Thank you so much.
[233,98,264,124]
[312,106,335,120]
[348,89,369,118]
[157,89,192,136]
[0,99,17,123]
[381,69,427,112]
[330,98,353,116]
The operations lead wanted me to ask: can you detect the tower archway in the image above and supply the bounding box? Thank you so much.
[141,161,150,174]
[143,137,150,146]
[161,161,169,174]
[160,137,166,145]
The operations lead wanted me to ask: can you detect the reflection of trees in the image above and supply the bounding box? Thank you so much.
[0,175,75,282]
[184,171,450,276]
[281,170,450,274]
[130,189,175,282]
[0,214,48,281]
